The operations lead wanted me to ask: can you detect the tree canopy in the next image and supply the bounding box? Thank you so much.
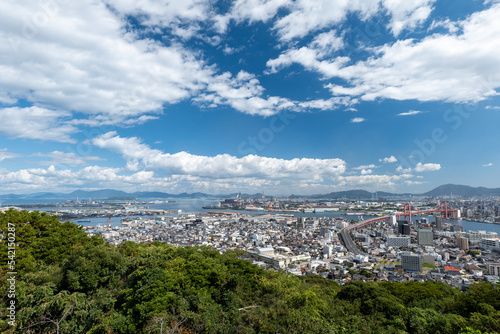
[1,209,499,333]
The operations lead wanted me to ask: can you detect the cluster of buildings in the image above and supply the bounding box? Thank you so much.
[338,214,500,288]
[448,198,500,224]
[85,207,500,288]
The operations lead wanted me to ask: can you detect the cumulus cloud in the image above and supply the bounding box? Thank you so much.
[213,0,435,41]
[404,180,424,185]
[0,1,209,123]
[103,0,212,28]
[0,165,155,191]
[380,156,397,163]
[193,70,298,116]
[298,97,353,111]
[396,165,412,173]
[90,132,347,179]
[220,0,291,28]
[337,173,413,188]
[414,162,441,172]
[265,4,500,105]
[327,4,500,103]
[266,30,348,77]
[351,117,366,123]
[0,107,77,143]
[353,164,379,170]
[1,0,340,139]
[271,0,433,41]
[382,0,436,36]
[483,162,493,167]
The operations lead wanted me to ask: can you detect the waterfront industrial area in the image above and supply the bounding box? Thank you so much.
[2,195,500,288]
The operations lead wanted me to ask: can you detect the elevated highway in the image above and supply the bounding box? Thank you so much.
[339,203,456,255]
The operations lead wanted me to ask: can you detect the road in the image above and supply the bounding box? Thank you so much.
[339,228,365,255]
[339,206,452,255]
[339,216,388,255]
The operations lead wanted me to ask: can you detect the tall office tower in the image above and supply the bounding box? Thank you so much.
[435,216,443,230]
[457,236,469,251]
[398,220,409,234]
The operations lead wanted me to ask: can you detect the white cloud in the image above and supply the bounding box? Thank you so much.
[380,156,397,163]
[0,165,156,191]
[266,30,348,76]
[1,0,327,138]
[396,165,412,173]
[0,149,22,162]
[337,173,413,188]
[193,70,298,116]
[90,132,347,179]
[404,180,424,185]
[103,0,212,28]
[272,1,377,41]
[414,162,441,172]
[298,97,353,111]
[397,110,425,116]
[360,169,373,175]
[483,162,493,167]
[265,4,500,105]
[0,1,210,123]
[68,115,160,128]
[223,0,291,26]
[428,18,460,33]
[326,4,500,103]
[0,107,77,143]
[216,0,434,41]
[351,117,366,123]
[32,151,102,166]
[353,164,379,170]
[382,0,436,36]
[0,92,16,105]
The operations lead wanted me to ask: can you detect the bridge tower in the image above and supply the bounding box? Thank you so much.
[403,203,412,223]
[440,201,448,219]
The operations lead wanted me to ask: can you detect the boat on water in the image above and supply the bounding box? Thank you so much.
[78,219,91,222]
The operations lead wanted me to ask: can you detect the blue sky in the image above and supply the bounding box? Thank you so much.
[1,0,500,195]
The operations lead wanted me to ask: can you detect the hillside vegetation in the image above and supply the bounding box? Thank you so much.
[1,209,499,333]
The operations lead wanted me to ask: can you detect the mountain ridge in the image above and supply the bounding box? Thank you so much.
[1,184,499,200]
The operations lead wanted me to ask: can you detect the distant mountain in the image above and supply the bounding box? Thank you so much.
[29,192,66,199]
[3,184,500,201]
[301,190,374,199]
[292,190,415,199]
[423,184,500,197]
[131,191,174,198]
[132,192,222,198]
[67,189,130,199]
[0,193,25,200]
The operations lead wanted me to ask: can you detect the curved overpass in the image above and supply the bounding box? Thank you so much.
[339,206,455,255]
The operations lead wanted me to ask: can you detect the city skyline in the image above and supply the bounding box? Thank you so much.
[1,0,500,195]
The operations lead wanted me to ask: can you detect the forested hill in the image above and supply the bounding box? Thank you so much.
[1,210,499,333]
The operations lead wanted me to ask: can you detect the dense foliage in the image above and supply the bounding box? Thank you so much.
[1,209,499,333]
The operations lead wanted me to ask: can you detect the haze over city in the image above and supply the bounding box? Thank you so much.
[1,0,500,195]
